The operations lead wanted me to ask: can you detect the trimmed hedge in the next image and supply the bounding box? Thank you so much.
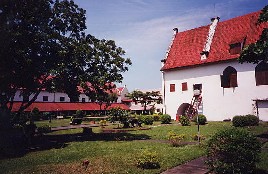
[192,114,207,125]
[232,114,259,127]
[179,115,190,126]
[206,128,261,174]
[160,114,171,124]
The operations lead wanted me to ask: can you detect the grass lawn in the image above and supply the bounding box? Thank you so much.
[0,120,267,174]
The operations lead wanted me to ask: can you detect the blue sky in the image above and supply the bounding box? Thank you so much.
[74,0,268,91]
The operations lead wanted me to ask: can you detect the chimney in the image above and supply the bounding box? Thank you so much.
[201,17,220,60]
[173,28,178,35]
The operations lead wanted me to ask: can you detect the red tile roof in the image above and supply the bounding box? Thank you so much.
[161,11,268,71]
[11,102,130,112]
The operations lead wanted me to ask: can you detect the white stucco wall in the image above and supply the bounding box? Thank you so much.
[163,61,268,121]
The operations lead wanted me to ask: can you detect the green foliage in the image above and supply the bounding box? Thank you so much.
[37,125,51,134]
[140,115,154,125]
[206,128,261,174]
[232,114,259,127]
[179,115,190,126]
[137,150,160,169]
[31,107,41,121]
[192,134,206,141]
[167,131,186,147]
[239,5,268,64]
[153,114,160,121]
[108,107,129,123]
[160,114,171,124]
[192,114,207,125]
[75,110,85,118]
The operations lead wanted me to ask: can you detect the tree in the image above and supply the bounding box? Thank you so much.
[126,90,162,114]
[0,0,131,129]
[238,5,268,64]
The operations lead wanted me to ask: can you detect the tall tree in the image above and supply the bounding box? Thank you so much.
[0,0,131,128]
[126,90,162,114]
[238,5,268,64]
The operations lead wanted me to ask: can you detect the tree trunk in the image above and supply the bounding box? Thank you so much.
[0,107,12,130]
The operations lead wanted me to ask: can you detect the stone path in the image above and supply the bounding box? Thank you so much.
[161,156,209,174]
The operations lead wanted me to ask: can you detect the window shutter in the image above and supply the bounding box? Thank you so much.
[264,71,268,85]
[182,82,188,91]
[221,75,229,88]
[230,73,238,87]
[170,84,175,92]
[255,71,267,86]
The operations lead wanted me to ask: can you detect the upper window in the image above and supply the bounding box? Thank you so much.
[170,84,175,92]
[43,96,48,101]
[255,61,268,86]
[182,82,188,91]
[229,42,242,55]
[60,97,65,102]
[221,66,238,88]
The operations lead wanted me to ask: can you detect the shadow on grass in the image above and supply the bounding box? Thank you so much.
[0,132,151,159]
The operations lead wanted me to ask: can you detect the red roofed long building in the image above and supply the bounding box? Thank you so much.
[161,11,268,121]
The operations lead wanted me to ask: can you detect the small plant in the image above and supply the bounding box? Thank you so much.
[179,115,190,126]
[192,114,207,125]
[31,107,41,121]
[167,131,186,147]
[192,134,206,141]
[137,150,160,169]
[37,125,51,134]
[160,114,171,124]
[99,120,107,127]
[206,128,261,174]
[232,114,259,127]
[75,110,85,118]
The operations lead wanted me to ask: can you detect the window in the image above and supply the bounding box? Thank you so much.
[170,84,175,92]
[182,82,188,91]
[43,96,48,101]
[82,98,86,103]
[60,97,65,102]
[221,66,238,88]
[255,61,268,86]
[229,42,242,55]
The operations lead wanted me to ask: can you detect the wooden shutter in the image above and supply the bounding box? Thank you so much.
[182,82,188,91]
[256,71,268,85]
[230,73,238,87]
[170,84,175,92]
[221,75,229,88]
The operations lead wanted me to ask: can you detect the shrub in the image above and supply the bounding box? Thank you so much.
[137,150,160,169]
[142,116,154,125]
[167,131,186,147]
[75,110,85,118]
[206,128,261,174]
[37,125,51,134]
[160,114,171,124]
[153,114,160,121]
[192,114,207,125]
[31,107,41,121]
[232,114,259,127]
[179,115,190,126]
[192,134,206,141]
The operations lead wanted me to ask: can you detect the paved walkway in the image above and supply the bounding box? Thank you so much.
[161,156,209,174]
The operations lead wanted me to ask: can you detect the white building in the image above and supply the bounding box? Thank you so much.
[161,11,268,121]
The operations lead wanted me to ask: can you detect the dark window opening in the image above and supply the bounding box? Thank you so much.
[221,66,238,88]
[82,98,86,103]
[229,42,242,55]
[43,96,48,101]
[255,61,268,86]
[193,84,202,96]
[23,95,29,102]
[182,82,188,91]
[60,97,65,102]
[170,84,175,92]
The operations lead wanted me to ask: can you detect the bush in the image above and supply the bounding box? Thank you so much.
[142,116,154,125]
[232,114,259,127]
[179,115,190,126]
[192,114,207,125]
[37,125,51,134]
[31,107,41,121]
[167,131,186,147]
[75,110,85,118]
[206,128,261,174]
[137,150,160,169]
[160,114,171,124]
[192,134,206,141]
[153,114,160,121]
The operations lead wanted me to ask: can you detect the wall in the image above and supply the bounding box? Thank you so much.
[163,61,268,121]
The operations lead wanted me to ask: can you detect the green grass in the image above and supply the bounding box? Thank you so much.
[0,120,267,174]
